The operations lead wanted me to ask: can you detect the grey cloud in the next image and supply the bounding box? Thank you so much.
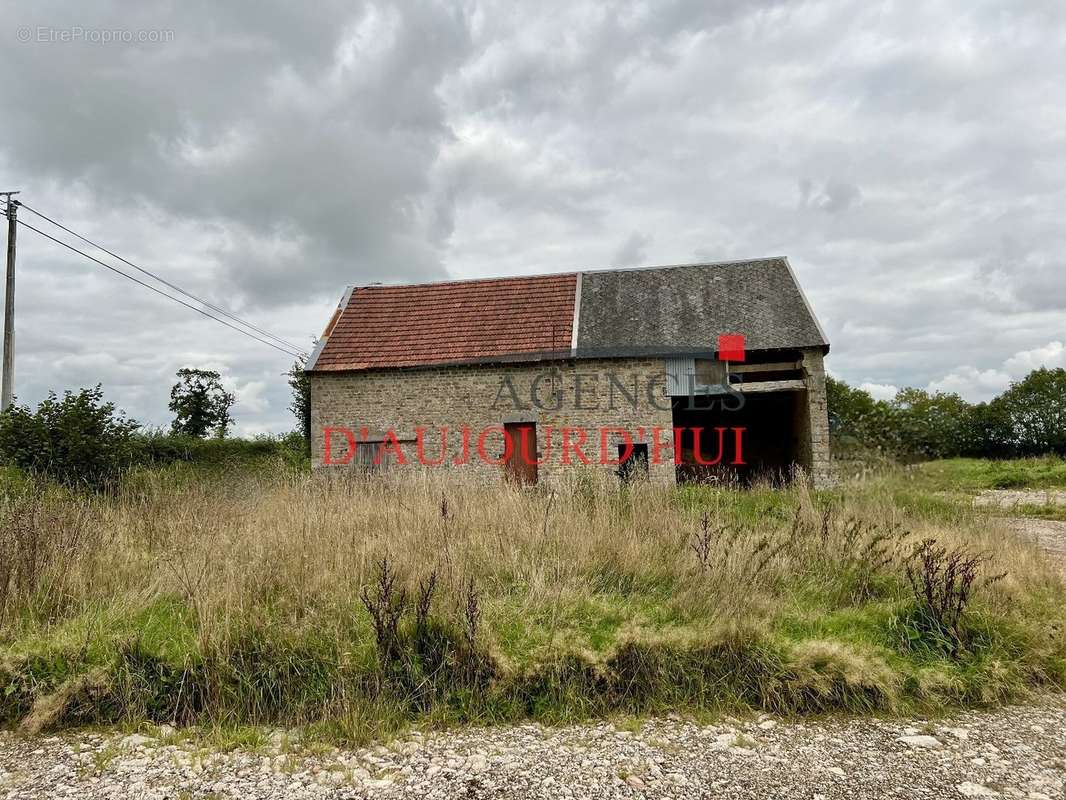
[798,178,862,214]
[975,238,1066,313]
[4,1,472,308]
[611,231,651,267]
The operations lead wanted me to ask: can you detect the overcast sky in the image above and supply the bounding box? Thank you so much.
[3,1,1065,434]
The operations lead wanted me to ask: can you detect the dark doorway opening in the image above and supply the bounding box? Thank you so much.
[503,421,538,486]
[618,442,649,484]
[671,391,807,485]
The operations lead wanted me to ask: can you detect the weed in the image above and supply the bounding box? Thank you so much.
[415,571,438,635]
[361,556,408,669]
[902,539,1003,656]
[734,733,757,749]
[84,740,122,777]
[461,577,482,654]
[689,512,715,573]
[0,486,93,626]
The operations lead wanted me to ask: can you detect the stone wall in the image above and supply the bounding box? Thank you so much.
[309,358,677,485]
[309,348,832,487]
[799,348,832,486]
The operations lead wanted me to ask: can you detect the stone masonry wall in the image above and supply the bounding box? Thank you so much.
[309,348,832,488]
[310,358,677,485]
[799,348,832,486]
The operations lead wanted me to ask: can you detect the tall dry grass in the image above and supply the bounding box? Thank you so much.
[0,464,1063,735]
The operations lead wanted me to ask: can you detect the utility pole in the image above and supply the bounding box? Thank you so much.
[1,191,19,412]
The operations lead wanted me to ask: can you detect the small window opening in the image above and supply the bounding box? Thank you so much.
[355,440,386,471]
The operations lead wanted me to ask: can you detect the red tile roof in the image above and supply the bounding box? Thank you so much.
[310,273,578,371]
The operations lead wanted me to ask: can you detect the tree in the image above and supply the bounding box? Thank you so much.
[961,399,1013,458]
[893,388,972,459]
[0,385,139,490]
[825,376,898,453]
[169,368,235,439]
[997,367,1066,456]
[287,357,311,456]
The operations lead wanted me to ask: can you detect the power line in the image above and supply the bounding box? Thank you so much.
[15,200,307,356]
[16,218,306,359]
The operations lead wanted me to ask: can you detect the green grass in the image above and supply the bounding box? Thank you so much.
[877,456,1066,521]
[675,483,798,525]
[0,460,1064,743]
[1007,504,1066,522]
[5,547,1059,738]
[1,588,1061,742]
[906,456,1066,492]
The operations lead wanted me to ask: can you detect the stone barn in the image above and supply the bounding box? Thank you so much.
[306,257,831,487]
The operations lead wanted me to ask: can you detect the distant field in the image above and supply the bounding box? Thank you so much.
[885,456,1066,521]
[904,456,1066,492]
[0,459,1063,743]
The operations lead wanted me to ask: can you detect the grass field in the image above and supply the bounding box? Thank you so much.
[0,457,1064,742]
[903,456,1066,492]
[885,456,1066,521]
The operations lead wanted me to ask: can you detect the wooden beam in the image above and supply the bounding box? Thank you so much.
[728,361,800,374]
[735,378,806,393]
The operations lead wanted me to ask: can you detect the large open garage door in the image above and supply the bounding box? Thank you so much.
[667,352,812,486]
[672,389,809,485]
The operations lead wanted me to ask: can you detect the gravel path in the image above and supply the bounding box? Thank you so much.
[1,698,1064,799]
[1002,517,1066,569]
[974,490,1066,510]
[968,490,1066,571]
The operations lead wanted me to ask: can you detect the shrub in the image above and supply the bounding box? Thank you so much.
[894,388,973,460]
[287,357,312,458]
[130,431,302,469]
[826,376,898,455]
[0,386,138,491]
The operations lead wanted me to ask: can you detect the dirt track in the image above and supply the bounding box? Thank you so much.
[973,490,1066,570]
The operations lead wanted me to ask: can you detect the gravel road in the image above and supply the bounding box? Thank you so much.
[972,491,1066,570]
[1003,516,1066,569]
[974,490,1066,510]
[1,697,1064,799]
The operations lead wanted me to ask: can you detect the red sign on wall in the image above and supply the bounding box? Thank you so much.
[717,333,746,362]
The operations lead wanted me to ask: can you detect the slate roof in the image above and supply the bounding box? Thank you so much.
[575,258,828,357]
[306,257,828,372]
